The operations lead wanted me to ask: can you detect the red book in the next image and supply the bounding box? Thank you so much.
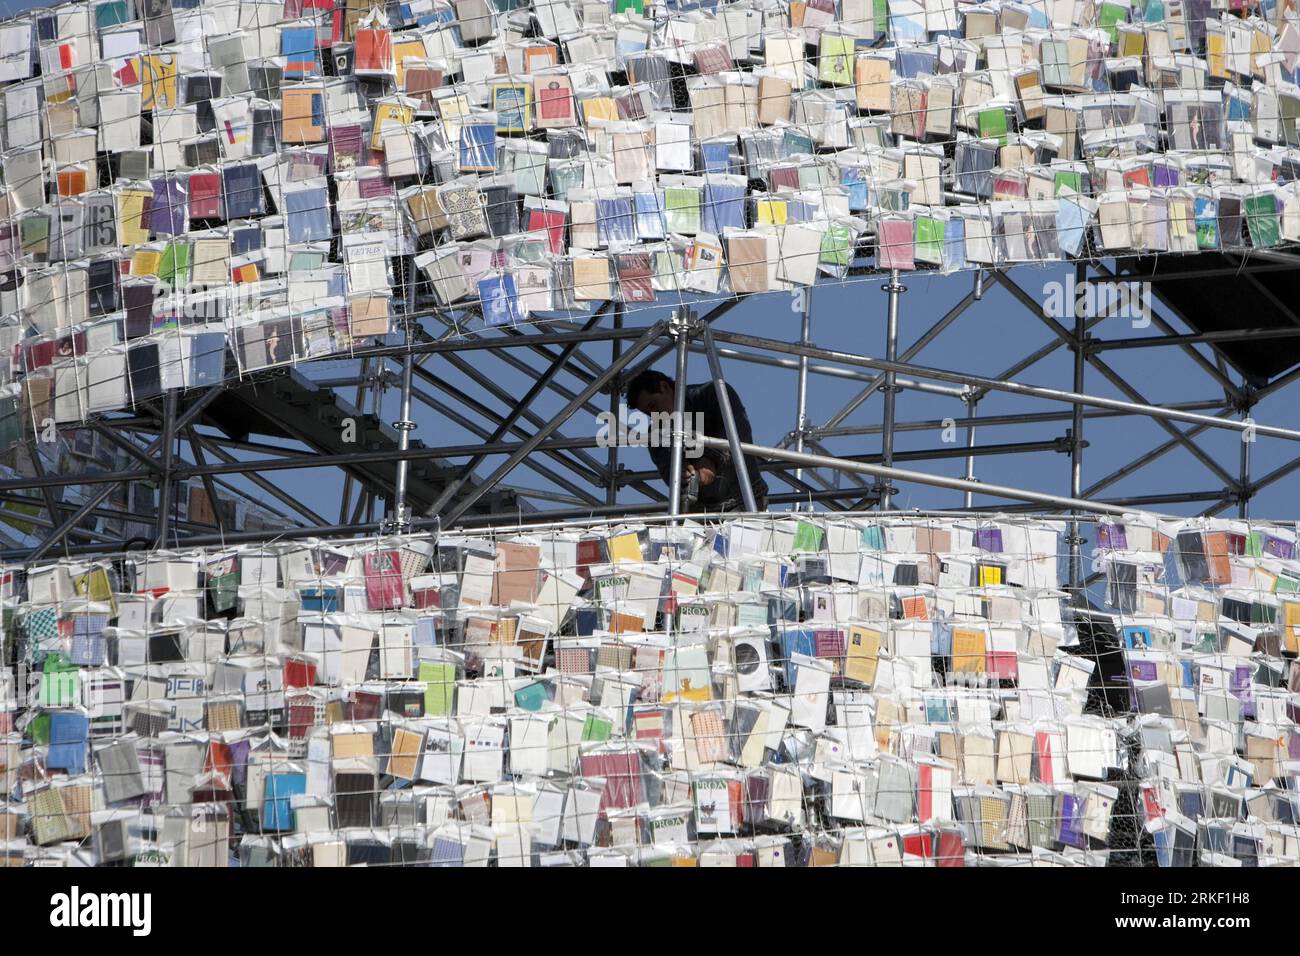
[527,208,566,255]
[364,550,405,609]
[935,830,966,867]
[903,830,933,858]
[188,172,222,219]
[283,657,317,689]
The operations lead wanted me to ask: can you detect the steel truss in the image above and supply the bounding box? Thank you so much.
[6,253,1300,561]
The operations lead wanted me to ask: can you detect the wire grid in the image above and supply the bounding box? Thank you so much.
[1,506,1297,866]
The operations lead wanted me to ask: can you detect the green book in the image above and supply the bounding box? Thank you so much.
[915,216,945,260]
[41,654,79,708]
[159,240,190,287]
[582,713,613,742]
[514,682,548,712]
[819,34,855,86]
[663,187,701,234]
[1276,574,1300,593]
[793,520,824,553]
[861,525,885,550]
[419,661,457,716]
[977,108,1009,146]
[819,222,853,267]
[1054,170,1082,196]
[1097,0,1128,43]
[1244,194,1280,249]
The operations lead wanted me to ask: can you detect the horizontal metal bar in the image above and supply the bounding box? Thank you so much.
[694,436,1131,515]
[707,330,1300,443]
[810,400,1229,439]
[1091,328,1300,351]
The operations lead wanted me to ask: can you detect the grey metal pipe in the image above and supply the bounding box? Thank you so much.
[701,326,758,513]
[391,350,416,530]
[706,330,1300,443]
[963,394,978,509]
[694,436,1132,516]
[155,390,179,548]
[880,270,905,509]
[1070,263,1086,591]
[795,290,811,492]
[668,315,691,518]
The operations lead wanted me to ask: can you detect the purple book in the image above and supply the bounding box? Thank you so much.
[1263,535,1295,560]
[149,177,187,236]
[974,527,1004,552]
[1152,164,1179,188]
[1098,523,1128,550]
[1058,793,1085,847]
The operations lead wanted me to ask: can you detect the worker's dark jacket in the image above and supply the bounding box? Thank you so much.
[647,382,769,510]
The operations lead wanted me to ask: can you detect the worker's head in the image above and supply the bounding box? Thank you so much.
[625,369,675,416]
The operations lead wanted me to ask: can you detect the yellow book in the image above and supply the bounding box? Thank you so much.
[607,531,642,563]
[756,199,788,225]
[580,96,618,125]
[332,732,374,759]
[131,249,162,276]
[392,38,426,87]
[1283,602,1300,654]
[72,567,117,615]
[117,190,151,246]
[142,53,177,110]
[951,626,987,672]
[977,563,1004,586]
[1206,29,1227,79]
[844,625,881,685]
[370,101,414,149]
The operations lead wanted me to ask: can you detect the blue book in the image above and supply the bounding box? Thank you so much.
[459,123,498,171]
[596,197,636,245]
[479,274,521,327]
[1056,196,1090,257]
[300,587,341,613]
[942,217,967,271]
[778,627,817,686]
[280,27,320,79]
[634,191,666,239]
[700,141,732,174]
[701,181,745,233]
[48,712,90,774]
[262,772,307,831]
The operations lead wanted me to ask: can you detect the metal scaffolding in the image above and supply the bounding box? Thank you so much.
[7,251,1300,560]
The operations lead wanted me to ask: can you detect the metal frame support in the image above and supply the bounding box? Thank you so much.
[962,391,979,508]
[442,320,668,526]
[668,309,693,519]
[794,288,811,500]
[1238,382,1258,518]
[155,390,179,548]
[389,350,417,533]
[701,326,759,513]
[1069,262,1087,592]
[878,270,905,508]
[607,304,623,506]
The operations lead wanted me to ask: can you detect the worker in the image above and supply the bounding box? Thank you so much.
[624,369,769,512]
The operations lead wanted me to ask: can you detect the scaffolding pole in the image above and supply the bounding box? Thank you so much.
[879,269,905,509]
[668,311,693,518]
[701,326,758,513]
[1070,262,1087,592]
[794,289,811,499]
